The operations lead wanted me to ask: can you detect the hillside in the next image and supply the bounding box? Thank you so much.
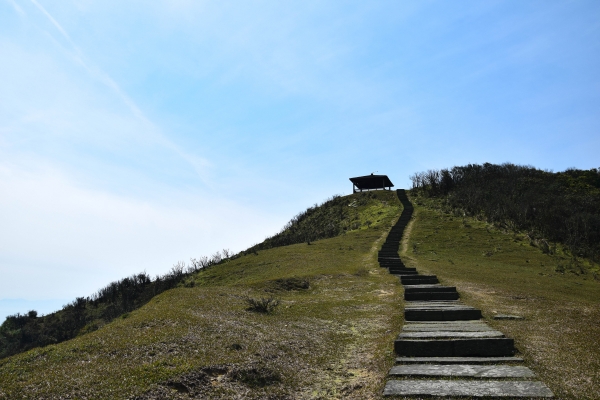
[0,191,393,361]
[410,163,600,265]
[0,191,405,399]
[404,192,600,399]
[1,185,599,399]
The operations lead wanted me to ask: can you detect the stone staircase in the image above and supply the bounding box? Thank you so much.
[381,189,554,398]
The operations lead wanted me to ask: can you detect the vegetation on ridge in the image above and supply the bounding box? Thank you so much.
[244,191,386,254]
[410,163,600,266]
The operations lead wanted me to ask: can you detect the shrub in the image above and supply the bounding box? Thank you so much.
[244,296,280,314]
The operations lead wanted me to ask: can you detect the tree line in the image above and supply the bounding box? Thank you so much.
[0,252,228,360]
[410,163,600,263]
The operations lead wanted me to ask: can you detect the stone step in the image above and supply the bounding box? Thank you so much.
[404,285,456,293]
[405,292,459,301]
[395,356,524,364]
[405,300,463,307]
[383,380,554,397]
[390,270,419,276]
[403,323,494,332]
[381,260,409,264]
[401,276,439,285]
[395,338,515,357]
[405,307,482,321]
[389,364,535,378]
[398,331,504,339]
[388,267,416,272]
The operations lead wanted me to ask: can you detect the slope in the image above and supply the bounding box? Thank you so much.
[0,190,405,399]
[401,193,600,399]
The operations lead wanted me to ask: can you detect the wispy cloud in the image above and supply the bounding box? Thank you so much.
[22,0,211,182]
[7,0,25,16]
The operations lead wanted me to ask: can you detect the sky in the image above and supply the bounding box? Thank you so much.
[1,0,599,321]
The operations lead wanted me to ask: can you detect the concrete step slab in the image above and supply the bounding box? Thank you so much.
[405,285,456,293]
[383,380,554,397]
[395,338,515,357]
[405,301,467,308]
[403,324,494,332]
[403,321,489,326]
[389,364,535,378]
[405,292,459,301]
[395,356,524,364]
[398,331,504,339]
[405,308,483,321]
[401,276,439,285]
[405,303,473,309]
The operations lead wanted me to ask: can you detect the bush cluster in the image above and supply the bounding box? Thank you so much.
[0,253,229,360]
[244,296,280,314]
[243,192,377,254]
[410,163,600,262]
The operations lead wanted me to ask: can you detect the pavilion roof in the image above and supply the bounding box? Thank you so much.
[349,174,394,190]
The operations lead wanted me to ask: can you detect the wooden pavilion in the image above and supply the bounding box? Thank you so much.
[349,173,394,193]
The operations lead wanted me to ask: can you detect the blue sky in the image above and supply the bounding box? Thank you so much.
[1,0,599,320]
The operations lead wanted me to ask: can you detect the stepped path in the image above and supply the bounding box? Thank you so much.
[381,190,554,398]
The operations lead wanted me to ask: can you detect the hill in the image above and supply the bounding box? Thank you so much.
[0,192,392,361]
[1,183,599,399]
[0,190,405,399]
[404,191,600,399]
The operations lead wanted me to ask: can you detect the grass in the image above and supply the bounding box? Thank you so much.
[0,190,405,399]
[401,194,600,400]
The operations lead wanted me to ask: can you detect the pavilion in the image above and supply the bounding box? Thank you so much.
[349,173,394,193]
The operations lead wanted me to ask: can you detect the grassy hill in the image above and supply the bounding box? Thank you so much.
[0,191,405,399]
[404,193,600,400]
[1,186,599,399]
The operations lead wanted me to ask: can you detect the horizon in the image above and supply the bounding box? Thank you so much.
[1,0,599,321]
